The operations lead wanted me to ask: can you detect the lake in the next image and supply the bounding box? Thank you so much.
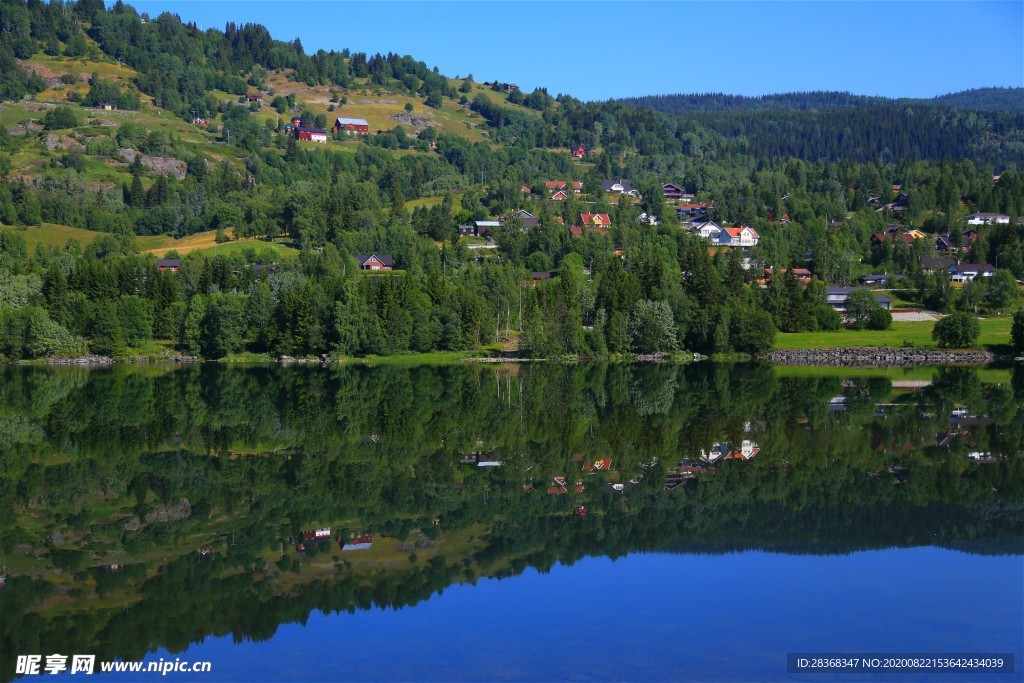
[1,363,1022,682]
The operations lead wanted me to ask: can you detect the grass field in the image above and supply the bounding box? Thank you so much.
[136,230,299,259]
[775,317,1014,351]
[4,223,103,250]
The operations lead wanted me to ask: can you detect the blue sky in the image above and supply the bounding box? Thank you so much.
[126,1,1024,101]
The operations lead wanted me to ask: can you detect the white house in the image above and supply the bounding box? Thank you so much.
[965,213,1010,225]
[949,263,996,282]
[694,220,724,240]
[600,180,638,196]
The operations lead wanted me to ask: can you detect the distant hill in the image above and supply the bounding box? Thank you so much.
[618,88,1024,114]
[929,87,1024,112]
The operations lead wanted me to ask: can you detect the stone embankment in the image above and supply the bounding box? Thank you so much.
[47,355,114,366]
[768,348,1000,367]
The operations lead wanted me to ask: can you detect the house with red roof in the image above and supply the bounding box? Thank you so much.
[583,458,612,471]
[570,213,610,237]
[714,226,759,247]
[544,180,582,196]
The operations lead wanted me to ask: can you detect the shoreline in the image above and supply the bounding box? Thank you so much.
[10,347,1018,368]
[767,348,1011,367]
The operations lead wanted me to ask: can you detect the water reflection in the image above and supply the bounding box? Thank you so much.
[0,363,1021,681]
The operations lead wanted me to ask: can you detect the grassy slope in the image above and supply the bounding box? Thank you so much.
[775,317,1014,351]
[5,222,103,250]
[4,53,548,254]
[256,71,539,145]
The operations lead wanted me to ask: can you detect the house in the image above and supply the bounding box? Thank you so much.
[583,458,612,471]
[858,273,905,286]
[676,202,712,217]
[544,180,582,195]
[638,212,659,226]
[571,145,588,158]
[353,254,394,271]
[290,117,303,127]
[527,271,555,285]
[826,287,892,311]
[245,93,263,102]
[521,184,532,194]
[550,189,568,201]
[600,180,638,196]
[341,534,373,551]
[333,117,369,134]
[193,117,208,126]
[156,258,181,272]
[458,225,477,237]
[693,219,723,240]
[726,440,760,460]
[662,183,687,200]
[922,256,956,273]
[935,234,964,252]
[949,263,996,282]
[872,231,917,247]
[965,212,1010,225]
[714,226,759,247]
[764,267,811,282]
[570,213,610,237]
[98,102,117,111]
[700,442,730,463]
[295,127,327,143]
[961,228,980,243]
[301,528,331,541]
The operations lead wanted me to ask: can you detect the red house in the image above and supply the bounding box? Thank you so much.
[544,180,582,195]
[575,213,611,235]
[295,127,327,143]
[333,117,369,134]
[353,254,394,271]
[156,258,181,272]
[571,145,587,158]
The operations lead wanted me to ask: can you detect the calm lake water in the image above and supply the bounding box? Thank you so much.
[2,363,1022,682]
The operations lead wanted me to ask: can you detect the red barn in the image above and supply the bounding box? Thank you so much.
[334,117,369,134]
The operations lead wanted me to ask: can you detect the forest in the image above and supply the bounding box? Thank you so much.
[1,0,1024,361]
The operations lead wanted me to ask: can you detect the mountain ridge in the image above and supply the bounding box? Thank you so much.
[617,87,1024,114]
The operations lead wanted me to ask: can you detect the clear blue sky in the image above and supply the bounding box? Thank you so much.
[126,1,1024,101]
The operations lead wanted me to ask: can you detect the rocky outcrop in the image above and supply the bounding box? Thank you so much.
[389,112,432,128]
[118,148,188,179]
[144,498,191,524]
[768,348,1001,367]
[47,355,114,366]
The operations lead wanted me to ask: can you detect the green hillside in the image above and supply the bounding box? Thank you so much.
[0,0,1021,364]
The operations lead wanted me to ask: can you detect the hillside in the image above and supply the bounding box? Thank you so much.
[0,0,1022,365]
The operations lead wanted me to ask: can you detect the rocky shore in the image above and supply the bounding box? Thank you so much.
[46,355,114,366]
[768,348,1002,367]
